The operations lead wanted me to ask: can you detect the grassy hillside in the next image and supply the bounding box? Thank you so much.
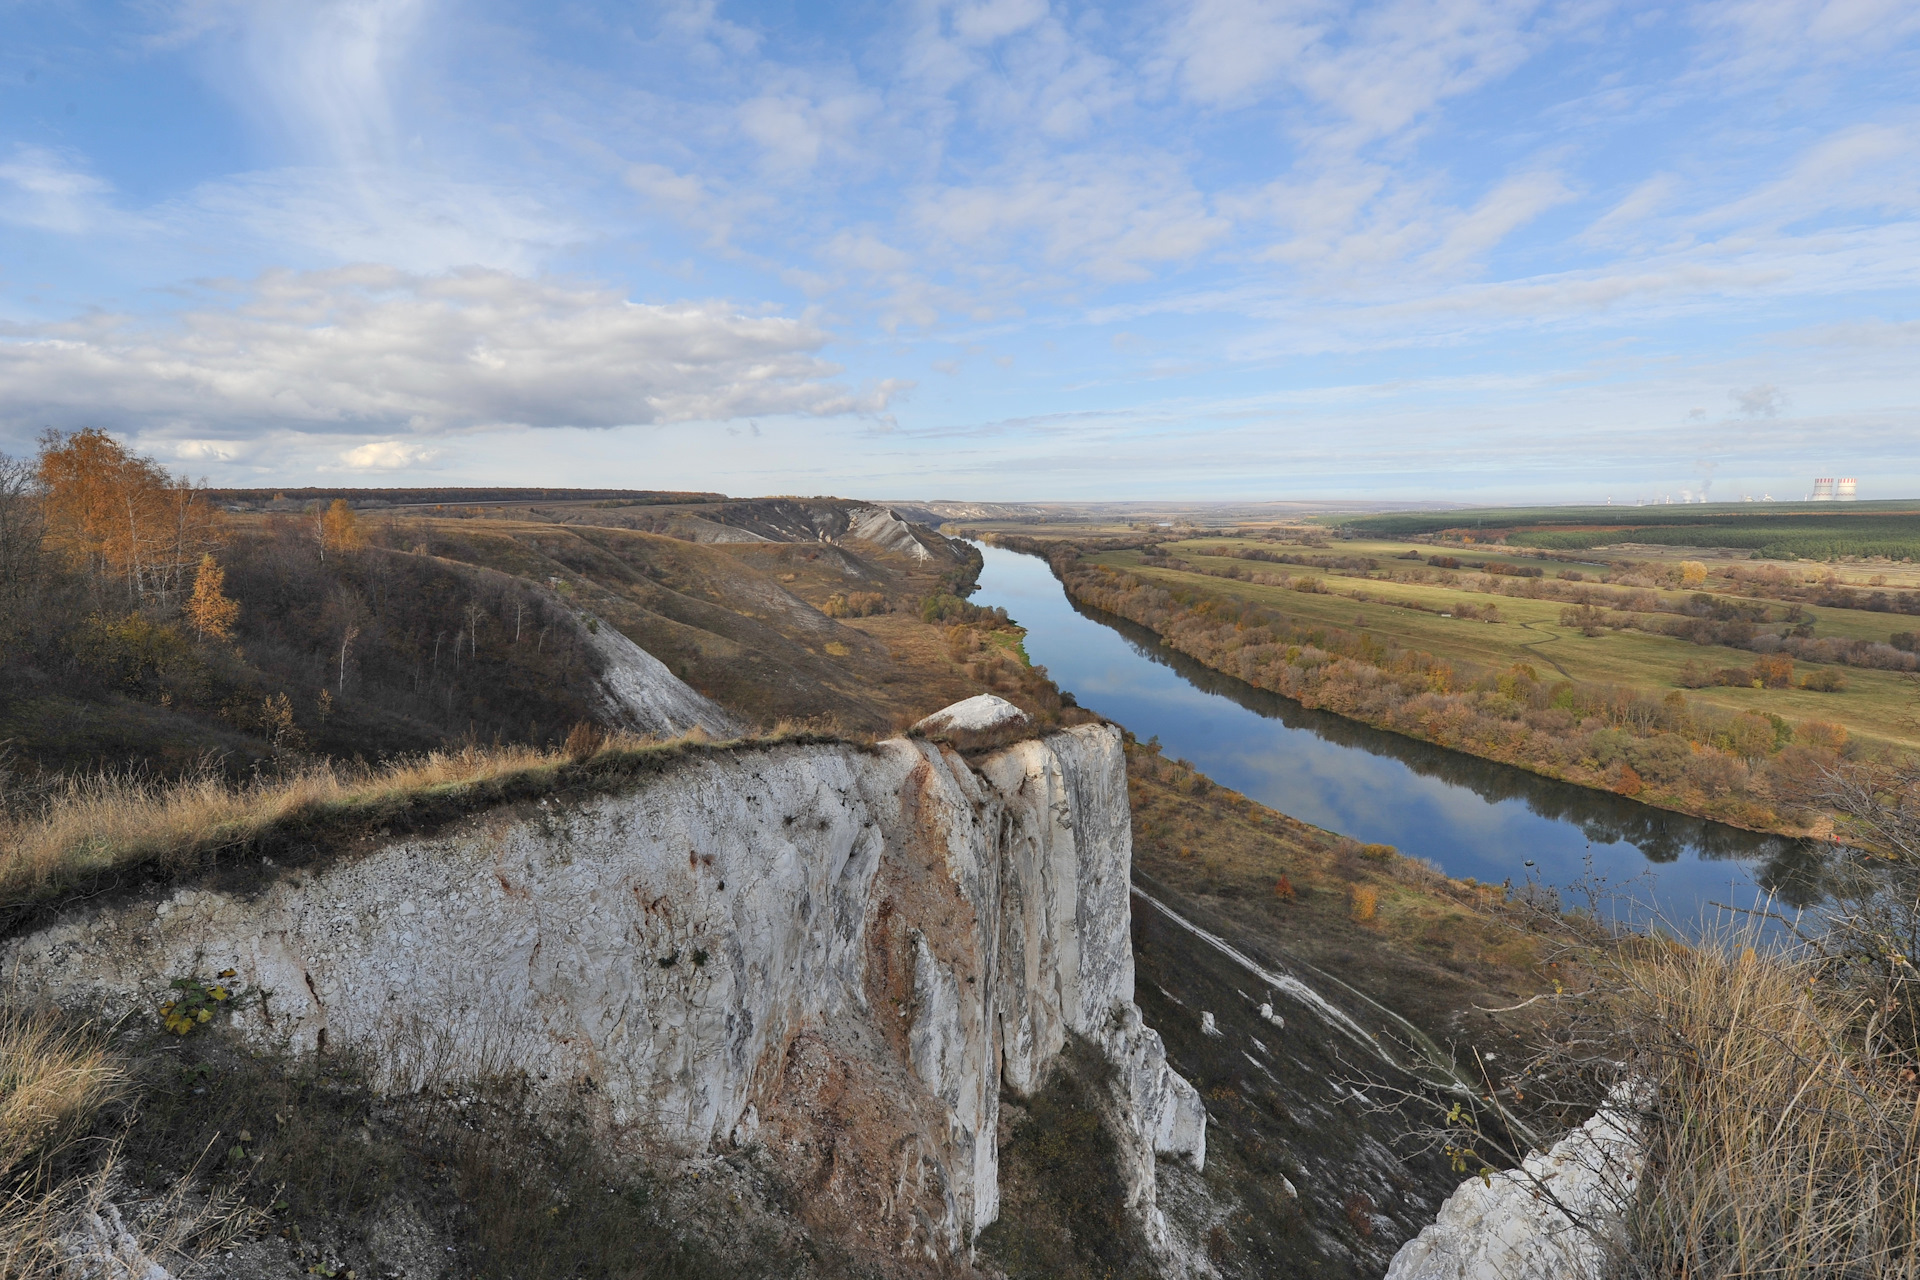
[0,487,999,781]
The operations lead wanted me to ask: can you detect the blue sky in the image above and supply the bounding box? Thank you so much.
[2,0,1916,502]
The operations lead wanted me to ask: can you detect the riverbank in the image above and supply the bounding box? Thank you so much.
[978,533,1856,845]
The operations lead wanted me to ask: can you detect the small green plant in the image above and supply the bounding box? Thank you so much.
[159,970,236,1036]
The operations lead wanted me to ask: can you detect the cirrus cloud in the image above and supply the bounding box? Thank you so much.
[0,266,906,442]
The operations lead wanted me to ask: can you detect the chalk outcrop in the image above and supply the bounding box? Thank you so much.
[6,715,1201,1265]
[579,615,740,738]
[913,693,1029,735]
[845,504,941,562]
[1384,1086,1646,1280]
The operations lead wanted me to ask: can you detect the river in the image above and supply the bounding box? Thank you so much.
[970,543,1824,921]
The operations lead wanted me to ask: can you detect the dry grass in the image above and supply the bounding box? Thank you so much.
[1510,923,1920,1279]
[0,1011,123,1181]
[1610,937,1920,1278]
[0,727,806,911]
[1,1011,125,1278]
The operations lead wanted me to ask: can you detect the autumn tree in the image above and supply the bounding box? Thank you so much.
[184,553,240,641]
[313,499,366,561]
[35,429,219,608]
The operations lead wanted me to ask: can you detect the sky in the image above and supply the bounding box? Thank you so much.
[1,0,1916,503]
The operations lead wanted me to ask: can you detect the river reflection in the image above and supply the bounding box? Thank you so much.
[969,544,1827,918]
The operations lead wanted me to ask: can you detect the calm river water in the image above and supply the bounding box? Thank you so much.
[970,543,1823,921]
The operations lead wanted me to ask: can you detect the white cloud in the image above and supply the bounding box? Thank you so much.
[736,86,882,177]
[916,156,1229,282]
[182,167,582,274]
[1166,0,1329,107]
[1166,0,1545,145]
[0,146,147,236]
[1694,0,1920,78]
[1582,174,1678,243]
[951,0,1049,43]
[0,267,902,437]
[1695,124,1920,229]
[341,439,440,468]
[168,0,427,167]
[1423,171,1576,271]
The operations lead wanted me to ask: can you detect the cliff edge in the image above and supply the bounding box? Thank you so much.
[5,714,1203,1269]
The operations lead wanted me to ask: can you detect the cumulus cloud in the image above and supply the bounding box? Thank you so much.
[0,267,903,438]
[341,439,440,468]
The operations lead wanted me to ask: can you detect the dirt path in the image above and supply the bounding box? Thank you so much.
[1515,621,1573,679]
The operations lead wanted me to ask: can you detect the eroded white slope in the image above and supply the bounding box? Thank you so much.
[579,615,740,738]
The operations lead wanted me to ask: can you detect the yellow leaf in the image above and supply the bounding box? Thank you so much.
[211,987,230,1001]
[197,1008,212,1022]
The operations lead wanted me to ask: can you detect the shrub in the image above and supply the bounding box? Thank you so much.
[1797,720,1847,751]
[67,613,204,702]
[1272,875,1296,901]
[821,591,886,618]
[1688,752,1747,797]
[1800,668,1849,692]
[1349,884,1378,923]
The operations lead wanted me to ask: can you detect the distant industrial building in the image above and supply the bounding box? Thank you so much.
[1812,478,1835,500]
[1838,477,1857,501]
[1811,477,1859,501]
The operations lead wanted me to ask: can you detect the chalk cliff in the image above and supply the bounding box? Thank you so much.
[6,717,1203,1267]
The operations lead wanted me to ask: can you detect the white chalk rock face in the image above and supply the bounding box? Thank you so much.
[845,504,938,561]
[6,711,1200,1266]
[1384,1088,1645,1280]
[579,615,740,738]
[912,693,1030,735]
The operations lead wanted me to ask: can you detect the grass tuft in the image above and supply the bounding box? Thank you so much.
[1608,935,1920,1278]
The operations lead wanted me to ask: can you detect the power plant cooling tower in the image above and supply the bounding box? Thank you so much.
[1837,478,1857,501]
[1812,478,1836,500]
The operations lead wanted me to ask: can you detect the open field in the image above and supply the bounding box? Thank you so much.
[1091,542,1920,751]
[1336,499,1920,563]
[964,512,1920,835]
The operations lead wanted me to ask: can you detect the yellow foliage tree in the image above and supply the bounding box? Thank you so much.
[1680,560,1709,586]
[317,499,366,560]
[185,553,240,641]
[36,429,220,607]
